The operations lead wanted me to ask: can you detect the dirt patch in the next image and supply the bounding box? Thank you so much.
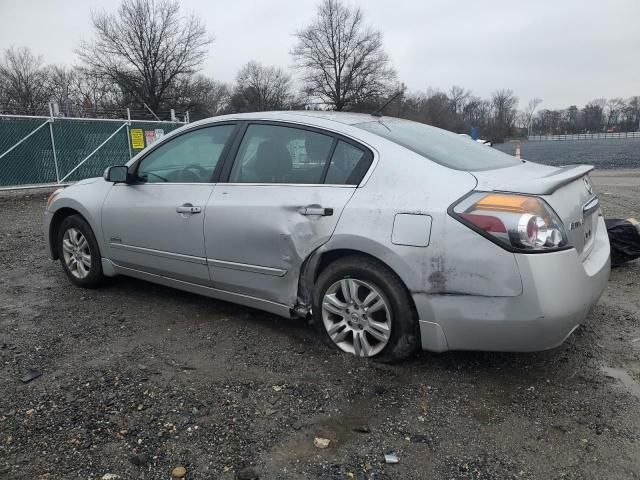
[0,172,639,479]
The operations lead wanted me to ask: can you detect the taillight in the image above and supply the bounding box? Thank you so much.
[450,192,569,252]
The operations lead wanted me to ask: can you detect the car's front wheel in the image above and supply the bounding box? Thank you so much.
[312,255,419,362]
[57,214,104,288]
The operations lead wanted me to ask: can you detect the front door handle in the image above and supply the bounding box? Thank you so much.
[176,203,202,215]
[298,206,333,216]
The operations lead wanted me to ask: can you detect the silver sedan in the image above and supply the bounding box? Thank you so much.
[44,112,610,361]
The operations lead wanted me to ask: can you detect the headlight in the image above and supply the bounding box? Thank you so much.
[450,192,569,252]
[46,188,64,210]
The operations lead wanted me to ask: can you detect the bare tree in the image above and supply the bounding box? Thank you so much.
[47,66,77,115]
[292,0,396,111]
[523,97,542,137]
[385,91,424,122]
[0,47,50,113]
[605,97,625,131]
[71,68,124,117]
[448,85,469,116]
[491,89,519,141]
[78,0,212,116]
[583,99,606,132]
[172,75,230,119]
[229,61,293,112]
[422,90,457,130]
[625,96,640,132]
[461,95,489,128]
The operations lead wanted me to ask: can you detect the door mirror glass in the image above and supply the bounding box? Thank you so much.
[104,165,129,183]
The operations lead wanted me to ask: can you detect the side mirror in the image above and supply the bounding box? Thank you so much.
[104,165,129,183]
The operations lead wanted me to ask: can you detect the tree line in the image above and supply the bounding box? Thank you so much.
[1,0,638,143]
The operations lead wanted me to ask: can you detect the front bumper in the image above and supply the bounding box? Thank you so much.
[43,210,54,259]
[415,215,611,352]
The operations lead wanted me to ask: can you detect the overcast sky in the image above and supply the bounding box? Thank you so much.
[0,0,638,109]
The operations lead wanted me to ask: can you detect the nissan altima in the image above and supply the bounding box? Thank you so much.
[44,111,610,361]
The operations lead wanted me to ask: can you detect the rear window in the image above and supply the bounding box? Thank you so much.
[356,119,519,171]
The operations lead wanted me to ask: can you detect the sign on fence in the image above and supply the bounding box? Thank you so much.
[130,128,145,149]
[144,130,155,146]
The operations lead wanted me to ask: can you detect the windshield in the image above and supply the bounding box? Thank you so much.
[356,118,520,171]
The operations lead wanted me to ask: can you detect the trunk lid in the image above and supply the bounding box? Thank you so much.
[471,161,599,259]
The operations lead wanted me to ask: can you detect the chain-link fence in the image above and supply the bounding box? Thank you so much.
[0,112,185,189]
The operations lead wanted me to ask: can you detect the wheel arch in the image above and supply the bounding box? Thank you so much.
[49,208,91,259]
[296,241,420,321]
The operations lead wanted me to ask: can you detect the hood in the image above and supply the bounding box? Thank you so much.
[68,177,101,187]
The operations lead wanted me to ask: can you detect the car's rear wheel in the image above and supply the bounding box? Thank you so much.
[312,255,419,362]
[57,215,104,288]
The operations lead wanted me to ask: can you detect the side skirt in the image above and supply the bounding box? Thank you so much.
[103,259,293,318]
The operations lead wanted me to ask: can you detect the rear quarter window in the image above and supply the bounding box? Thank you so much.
[356,119,519,171]
[325,140,372,185]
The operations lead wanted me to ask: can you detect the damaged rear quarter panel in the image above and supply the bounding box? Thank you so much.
[324,145,523,298]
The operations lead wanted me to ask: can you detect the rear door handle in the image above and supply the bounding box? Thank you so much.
[298,206,333,216]
[176,203,202,215]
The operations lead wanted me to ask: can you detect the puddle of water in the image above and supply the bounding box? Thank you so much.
[601,366,640,400]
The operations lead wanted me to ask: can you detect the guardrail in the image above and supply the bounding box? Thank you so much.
[528,132,640,141]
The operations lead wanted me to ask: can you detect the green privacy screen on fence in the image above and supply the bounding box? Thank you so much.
[0,115,184,187]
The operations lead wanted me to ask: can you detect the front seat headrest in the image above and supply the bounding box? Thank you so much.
[254,141,292,183]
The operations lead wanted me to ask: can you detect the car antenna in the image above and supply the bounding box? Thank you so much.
[371,87,405,117]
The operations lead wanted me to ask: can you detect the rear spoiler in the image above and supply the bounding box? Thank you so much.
[495,164,594,195]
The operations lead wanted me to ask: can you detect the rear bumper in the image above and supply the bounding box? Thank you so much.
[415,215,611,352]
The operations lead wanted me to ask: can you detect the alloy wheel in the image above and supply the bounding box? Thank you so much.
[61,227,92,279]
[321,278,392,357]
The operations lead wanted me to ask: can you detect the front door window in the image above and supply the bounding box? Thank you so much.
[137,125,235,183]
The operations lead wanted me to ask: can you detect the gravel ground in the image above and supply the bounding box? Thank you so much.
[494,138,640,169]
[1,171,639,480]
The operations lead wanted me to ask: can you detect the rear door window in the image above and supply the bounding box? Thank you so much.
[229,124,334,184]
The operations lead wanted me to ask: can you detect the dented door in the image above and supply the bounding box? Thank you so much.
[204,184,355,305]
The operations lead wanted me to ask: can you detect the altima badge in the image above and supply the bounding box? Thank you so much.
[569,219,584,230]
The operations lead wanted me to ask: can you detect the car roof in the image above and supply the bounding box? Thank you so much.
[191,110,378,127]
[127,110,387,167]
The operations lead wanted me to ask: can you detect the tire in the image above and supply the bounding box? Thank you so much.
[312,255,419,362]
[56,214,104,288]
